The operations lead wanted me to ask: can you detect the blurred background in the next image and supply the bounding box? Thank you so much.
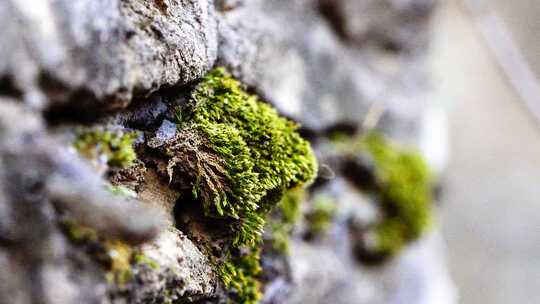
[432,1,540,303]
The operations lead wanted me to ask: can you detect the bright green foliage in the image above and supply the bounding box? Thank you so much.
[174,68,317,247]
[360,132,432,256]
[218,250,262,304]
[168,68,317,304]
[74,130,138,168]
[267,188,305,253]
[306,194,337,237]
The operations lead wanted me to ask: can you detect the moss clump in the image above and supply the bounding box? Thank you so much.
[164,68,316,304]
[305,194,337,238]
[218,249,263,304]
[74,130,138,168]
[132,252,160,270]
[170,68,317,246]
[360,132,432,256]
[267,188,305,253]
[63,220,160,287]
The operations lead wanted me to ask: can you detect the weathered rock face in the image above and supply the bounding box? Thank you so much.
[217,0,374,131]
[318,0,437,52]
[0,100,165,304]
[125,228,218,303]
[216,0,435,138]
[0,0,454,303]
[0,0,217,109]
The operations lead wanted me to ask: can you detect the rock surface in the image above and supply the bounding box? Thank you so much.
[0,0,217,109]
[0,0,453,303]
[217,0,436,134]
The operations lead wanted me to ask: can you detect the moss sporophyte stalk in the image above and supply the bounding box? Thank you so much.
[167,68,317,303]
[359,132,433,257]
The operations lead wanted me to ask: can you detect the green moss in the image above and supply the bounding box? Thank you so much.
[327,130,356,154]
[164,68,317,304]
[132,252,160,270]
[64,220,98,243]
[305,194,337,237]
[170,67,317,247]
[360,132,432,256]
[267,188,305,253]
[104,239,134,285]
[74,130,138,168]
[62,221,136,285]
[107,184,138,199]
[218,249,262,304]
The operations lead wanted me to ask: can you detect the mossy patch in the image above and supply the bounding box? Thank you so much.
[305,194,337,238]
[63,219,160,286]
[60,183,159,286]
[107,184,138,199]
[162,68,317,303]
[74,130,138,168]
[170,68,317,247]
[266,188,305,253]
[360,132,432,256]
[218,249,263,304]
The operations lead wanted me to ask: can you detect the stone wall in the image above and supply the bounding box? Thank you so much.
[0,1,454,303]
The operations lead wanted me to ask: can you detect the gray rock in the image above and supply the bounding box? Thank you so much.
[147,119,178,148]
[126,228,218,303]
[0,100,167,304]
[217,0,377,131]
[285,231,456,304]
[0,0,218,108]
[318,0,438,52]
[217,0,433,135]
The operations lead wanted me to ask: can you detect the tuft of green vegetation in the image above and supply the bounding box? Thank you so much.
[267,188,305,253]
[74,130,138,168]
[218,249,263,304]
[132,251,160,270]
[360,132,432,256]
[305,194,337,237]
[162,68,317,304]
[169,67,317,247]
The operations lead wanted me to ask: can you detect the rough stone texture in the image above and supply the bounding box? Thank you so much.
[217,0,375,131]
[0,100,168,304]
[216,0,435,139]
[0,0,217,109]
[318,0,437,52]
[0,0,453,303]
[126,228,218,303]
